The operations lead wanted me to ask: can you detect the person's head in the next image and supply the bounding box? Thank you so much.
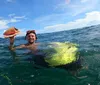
[25,30,37,44]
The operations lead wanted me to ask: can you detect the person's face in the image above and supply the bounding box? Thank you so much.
[26,33,36,43]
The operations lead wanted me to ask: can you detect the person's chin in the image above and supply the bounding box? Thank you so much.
[29,41,34,43]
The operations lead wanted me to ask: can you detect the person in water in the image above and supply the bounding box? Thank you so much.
[9,30,38,53]
[9,28,83,71]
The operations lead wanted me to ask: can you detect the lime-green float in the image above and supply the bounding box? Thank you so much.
[38,42,79,67]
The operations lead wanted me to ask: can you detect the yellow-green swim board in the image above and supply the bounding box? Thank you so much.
[38,42,79,67]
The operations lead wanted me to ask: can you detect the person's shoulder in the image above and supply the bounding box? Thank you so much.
[32,43,40,47]
[35,42,40,45]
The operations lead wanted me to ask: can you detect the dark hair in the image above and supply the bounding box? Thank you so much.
[25,30,37,40]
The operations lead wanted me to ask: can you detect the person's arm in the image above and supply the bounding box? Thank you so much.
[15,44,26,49]
[9,36,26,50]
[9,36,15,50]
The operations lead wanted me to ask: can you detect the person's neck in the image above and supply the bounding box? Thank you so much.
[28,42,35,45]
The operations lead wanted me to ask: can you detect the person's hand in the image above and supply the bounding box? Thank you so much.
[9,36,15,40]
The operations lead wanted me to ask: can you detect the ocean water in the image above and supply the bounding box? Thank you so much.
[0,25,100,85]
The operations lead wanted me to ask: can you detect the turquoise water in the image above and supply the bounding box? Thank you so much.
[0,25,100,85]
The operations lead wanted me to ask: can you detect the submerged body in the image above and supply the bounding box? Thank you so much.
[38,42,79,66]
[32,42,82,70]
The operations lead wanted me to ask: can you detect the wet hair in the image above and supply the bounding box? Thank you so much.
[25,30,37,40]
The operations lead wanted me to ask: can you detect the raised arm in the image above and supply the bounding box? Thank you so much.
[9,36,15,50]
[9,36,26,50]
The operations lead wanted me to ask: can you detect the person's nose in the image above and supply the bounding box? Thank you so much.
[30,36,33,39]
[30,36,35,39]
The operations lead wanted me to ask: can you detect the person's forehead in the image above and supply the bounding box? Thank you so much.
[27,33,35,36]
